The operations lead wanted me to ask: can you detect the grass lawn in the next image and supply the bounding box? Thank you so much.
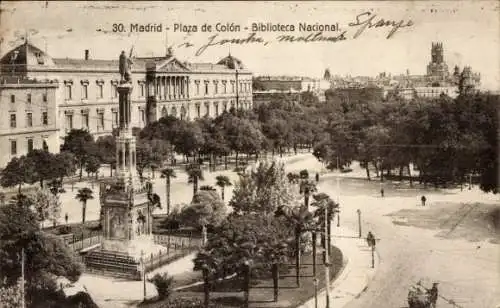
[140,245,344,308]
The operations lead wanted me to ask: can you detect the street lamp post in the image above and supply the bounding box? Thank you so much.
[357,209,362,238]
[313,277,319,308]
[141,250,146,302]
[324,205,331,308]
[336,156,340,227]
[21,248,25,308]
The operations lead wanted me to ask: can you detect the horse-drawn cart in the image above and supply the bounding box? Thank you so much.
[408,282,438,308]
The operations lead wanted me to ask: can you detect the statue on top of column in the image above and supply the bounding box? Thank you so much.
[119,50,133,83]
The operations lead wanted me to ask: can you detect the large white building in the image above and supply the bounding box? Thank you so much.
[0,77,59,168]
[0,42,253,168]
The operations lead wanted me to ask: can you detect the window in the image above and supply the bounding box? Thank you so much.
[42,139,49,151]
[27,139,34,152]
[223,82,227,94]
[26,113,33,127]
[205,83,209,95]
[214,82,218,94]
[196,105,201,118]
[10,114,16,128]
[10,140,17,155]
[10,94,15,103]
[112,85,118,98]
[98,112,104,130]
[42,112,48,125]
[65,114,73,130]
[140,84,145,97]
[65,85,72,100]
[215,104,219,116]
[82,84,88,99]
[42,93,47,102]
[196,83,200,95]
[139,109,145,124]
[82,112,89,129]
[112,110,118,128]
[206,104,210,116]
[27,93,32,104]
[231,83,235,93]
[98,84,104,98]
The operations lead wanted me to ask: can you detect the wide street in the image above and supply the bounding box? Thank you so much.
[315,165,499,308]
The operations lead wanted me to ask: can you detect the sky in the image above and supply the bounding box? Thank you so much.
[0,1,499,90]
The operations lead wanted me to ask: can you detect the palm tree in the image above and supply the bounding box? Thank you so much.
[160,168,176,214]
[311,193,339,257]
[215,175,232,202]
[75,187,94,224]
[300,179,317,209]
[275,204,314,287]
[186,163,204,198]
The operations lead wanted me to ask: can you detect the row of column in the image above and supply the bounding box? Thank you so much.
[159,99,252,120]
[155,76,189,100]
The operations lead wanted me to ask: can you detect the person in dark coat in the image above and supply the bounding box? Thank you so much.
[421,195,427,206]
[315,172,319,183]
[380,188,385,197]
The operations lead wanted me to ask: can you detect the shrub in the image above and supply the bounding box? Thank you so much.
[58,225,72,235]
[148,273,174,300]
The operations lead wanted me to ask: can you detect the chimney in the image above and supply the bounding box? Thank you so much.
[84,50,89,60]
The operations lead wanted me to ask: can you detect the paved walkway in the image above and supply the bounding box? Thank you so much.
[299,226,378,308]
[79,252,198,308]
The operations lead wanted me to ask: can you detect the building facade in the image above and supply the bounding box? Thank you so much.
[0,77,59,168]
[0,42,252,168]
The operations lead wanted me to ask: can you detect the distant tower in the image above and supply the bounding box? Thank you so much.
[323,68,331,81]
[459,66,480,95]
[427,42,449,80]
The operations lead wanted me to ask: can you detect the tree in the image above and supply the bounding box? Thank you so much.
[31,188,61,229]
[26,149,56,188]
[84,155,101,179]
[180,189,226,245]
[299,179,317,208]
[229,160,294,214]
[96,135,116,177]
[160,168,176,214]
[75,188,94,224]
[186,163,204,198]
[1,157,28,194]
[275,203,315,287]
[61,129,95,180]
[0,202,82,307]
[52,152,76,183]
[215,175,232,202]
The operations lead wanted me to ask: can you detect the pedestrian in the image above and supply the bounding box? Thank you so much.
[366,231,375,247]
[380,188,384,197]
[421,195,427,206]
[315,172,319,183]
[65,213,69,224]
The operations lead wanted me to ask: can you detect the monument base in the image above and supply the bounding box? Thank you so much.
[101,235,168,261]
[84,236,170,280]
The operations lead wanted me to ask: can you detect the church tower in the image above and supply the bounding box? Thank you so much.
[426,42,449,80]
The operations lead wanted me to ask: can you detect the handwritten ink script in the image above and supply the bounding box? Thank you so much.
[348,12,414,39]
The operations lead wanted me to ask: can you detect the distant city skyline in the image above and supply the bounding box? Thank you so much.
[1,1,498,90]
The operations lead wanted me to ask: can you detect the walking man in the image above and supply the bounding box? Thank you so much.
[421,195,427,206]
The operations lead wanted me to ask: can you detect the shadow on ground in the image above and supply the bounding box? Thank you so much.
[386,202,500,243]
